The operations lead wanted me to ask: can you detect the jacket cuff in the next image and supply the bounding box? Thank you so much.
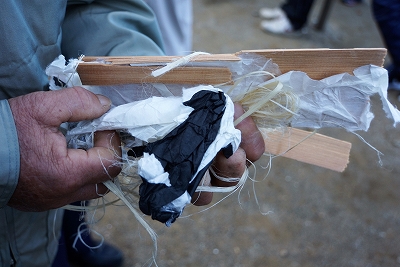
[0,100,20,208]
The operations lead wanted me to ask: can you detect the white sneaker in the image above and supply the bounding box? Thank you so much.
[259,7,285,19]
[260,13,294,34]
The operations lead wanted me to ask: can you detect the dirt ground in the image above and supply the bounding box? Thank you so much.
[91,1,400,266]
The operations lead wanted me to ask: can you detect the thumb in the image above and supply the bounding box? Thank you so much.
[42,87,111,126]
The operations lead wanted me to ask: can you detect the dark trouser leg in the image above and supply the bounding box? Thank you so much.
[52,231,70,267]
[61,201,124,267]
[372,0,400,81]
[281,0,315,30]
[62,202,94,253]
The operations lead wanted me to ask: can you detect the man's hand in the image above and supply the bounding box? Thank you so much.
[8,87,121,211]
[192,102,265,205]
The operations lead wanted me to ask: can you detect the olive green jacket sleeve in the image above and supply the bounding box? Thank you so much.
[0,100,19,208]
[0,1,164,266]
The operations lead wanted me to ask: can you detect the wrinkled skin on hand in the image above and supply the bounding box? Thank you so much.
[192,102,265,205]
[8,87,121,212]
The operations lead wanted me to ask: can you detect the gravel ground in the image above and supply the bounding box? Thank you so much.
[90,1,400,266]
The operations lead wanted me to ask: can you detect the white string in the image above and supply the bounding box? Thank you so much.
[151,51,210,77]
[208,166,241,183]
[103,180,158,264]
[351,131,384,166]
[182,168,249,219]
[72,222,105,250]
[234,81,284,126]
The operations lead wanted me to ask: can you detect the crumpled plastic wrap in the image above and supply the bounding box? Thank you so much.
[68,94,193,143]
[46,55,83,89]
[259,64,399,131]
[53,54,398,134]
[46,53,400,225]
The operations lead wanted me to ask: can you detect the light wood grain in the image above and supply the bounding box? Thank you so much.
[261,127,352,172]
[239,48,387,80]
[78,48,387,84]
[77,65,233,85]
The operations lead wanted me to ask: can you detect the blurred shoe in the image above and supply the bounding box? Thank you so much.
[259,7,285,20]
[260,13,296,35]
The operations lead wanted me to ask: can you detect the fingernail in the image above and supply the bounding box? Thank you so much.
[97,95,111,107]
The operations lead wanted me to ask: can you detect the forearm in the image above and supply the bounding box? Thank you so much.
[0,100,20,208]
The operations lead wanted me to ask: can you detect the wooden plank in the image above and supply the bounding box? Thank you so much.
[239,48,387,80]
[261,127,352,172]
[77,64,233,85]
[78,48,387,83]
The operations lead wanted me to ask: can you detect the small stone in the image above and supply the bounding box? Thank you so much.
[280,249,289,258]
